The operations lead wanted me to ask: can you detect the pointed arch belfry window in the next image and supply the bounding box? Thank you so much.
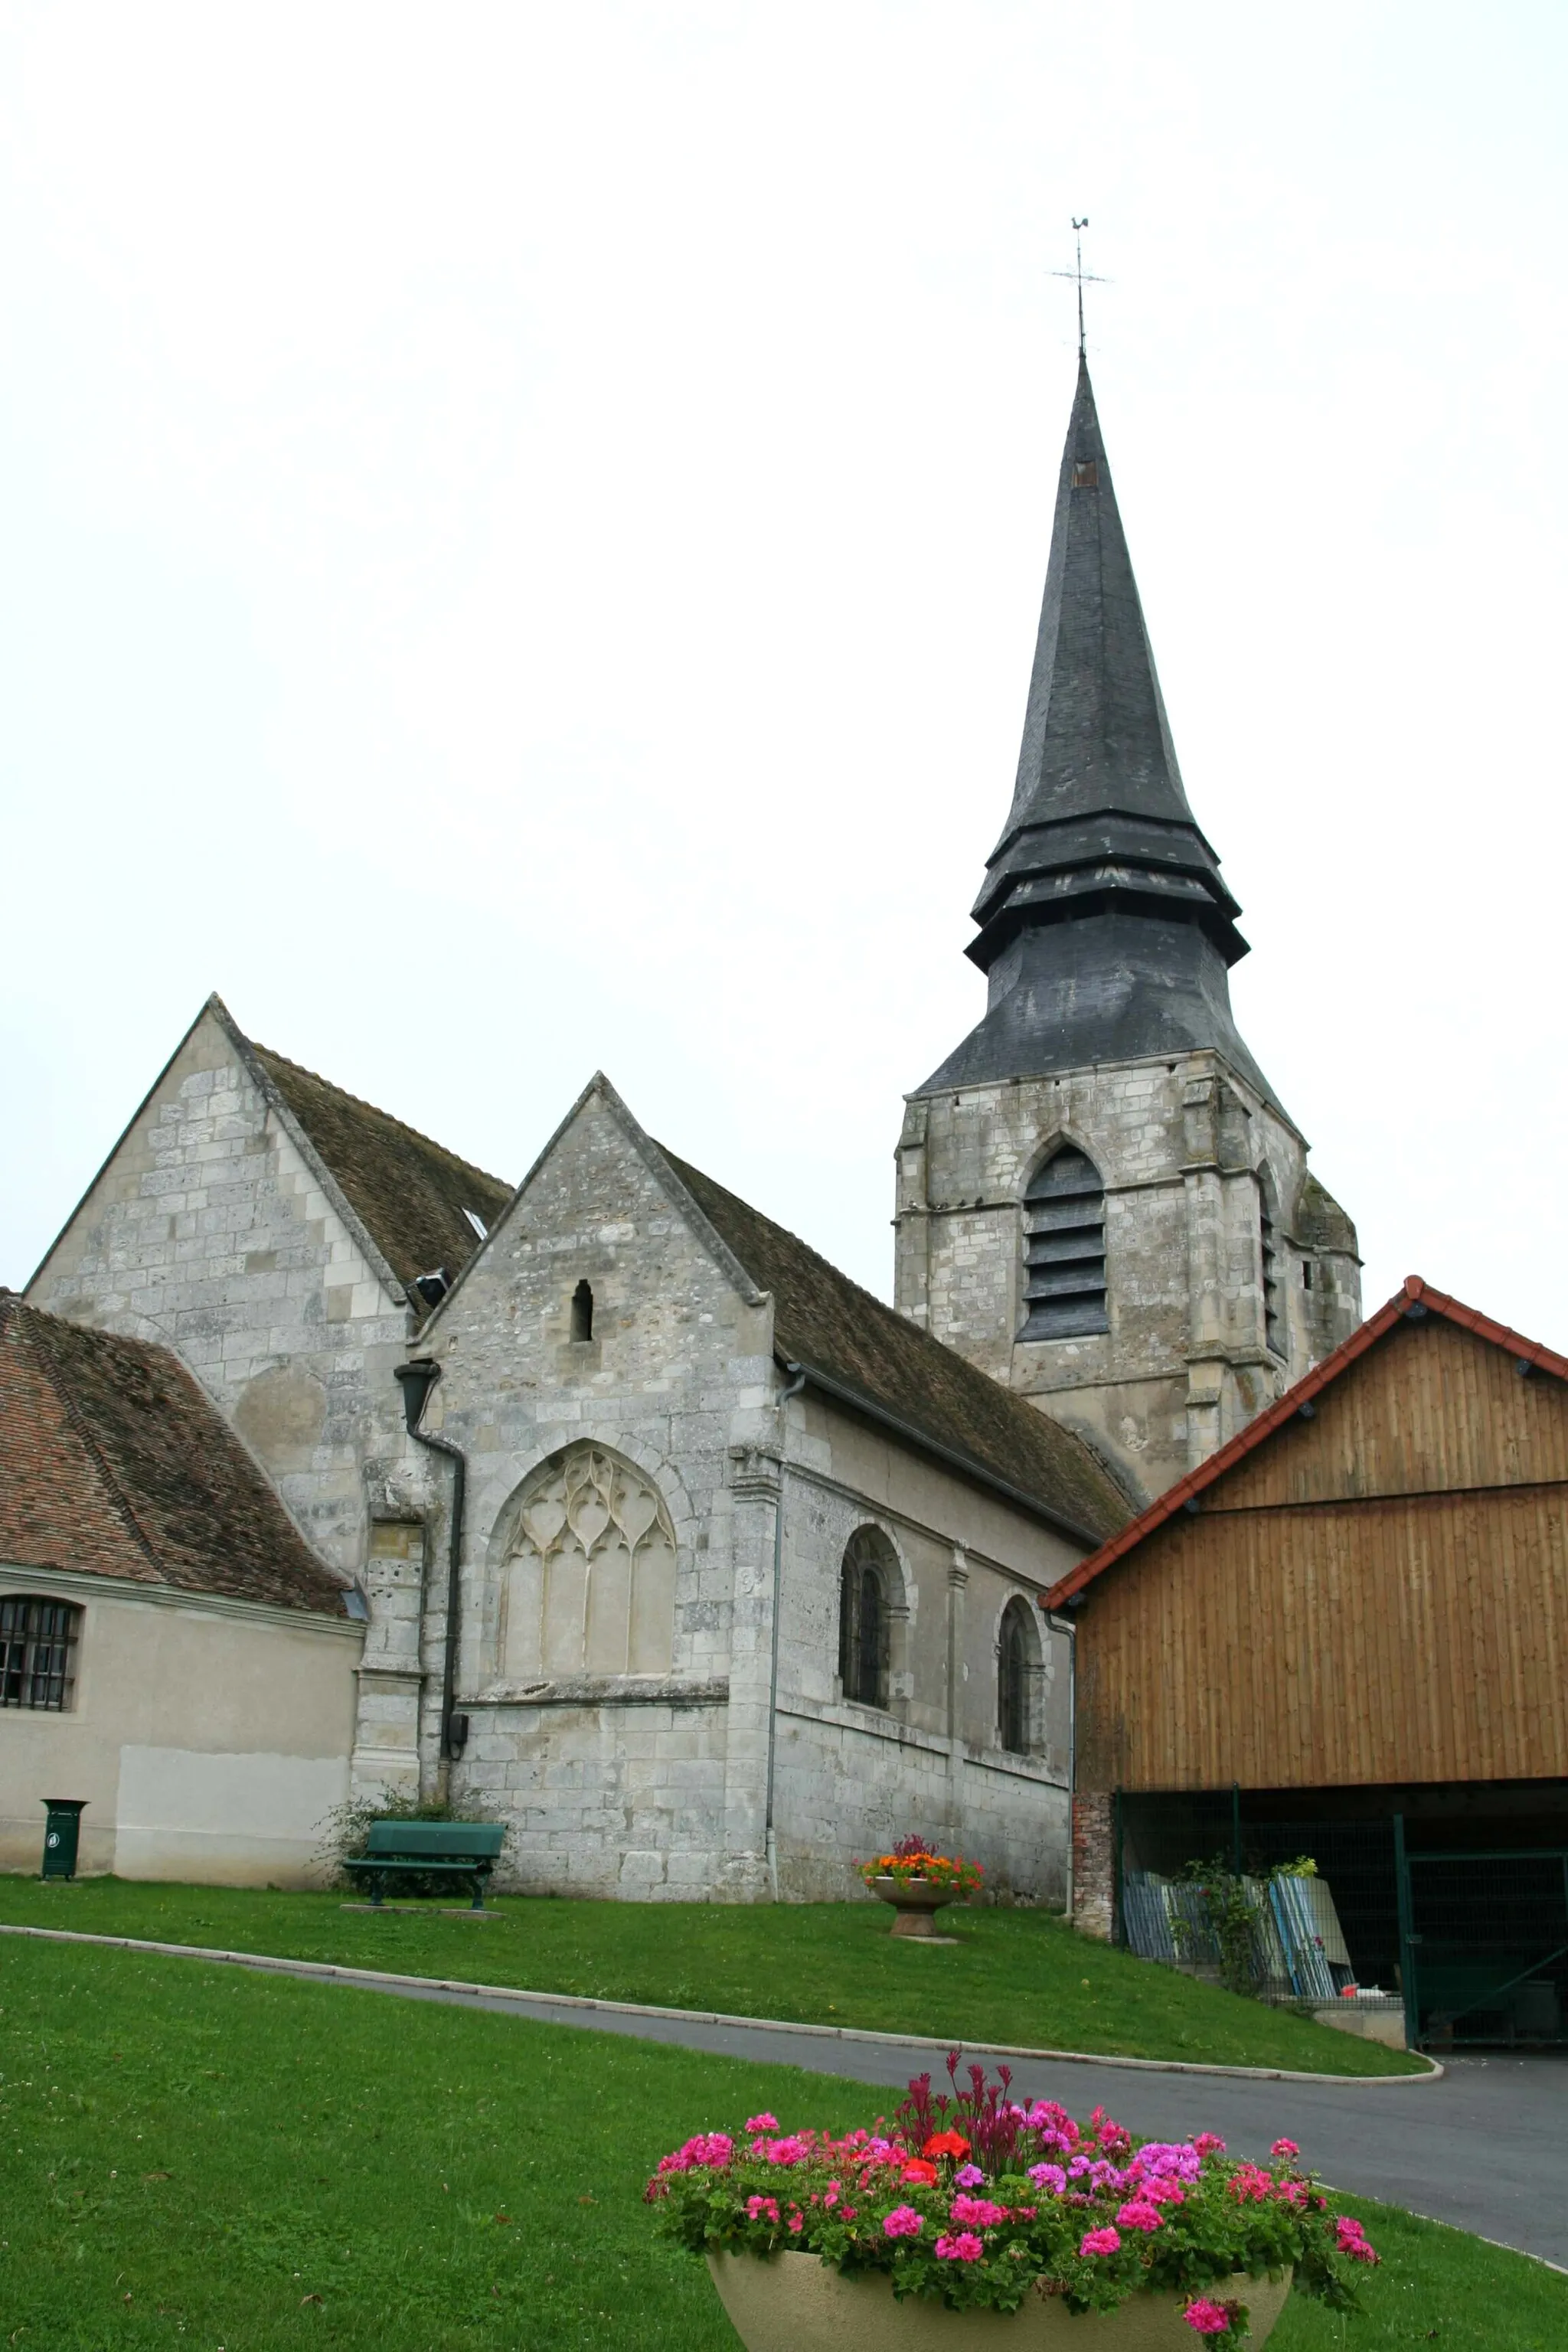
[1020,1145,1109,1340]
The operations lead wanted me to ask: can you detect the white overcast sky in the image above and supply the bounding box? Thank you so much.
[3,3,1565,1342]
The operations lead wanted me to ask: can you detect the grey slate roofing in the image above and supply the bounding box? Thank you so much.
[247,1040,514,1290]
[663,1150,1131,1544]
[917,360,1285,1113]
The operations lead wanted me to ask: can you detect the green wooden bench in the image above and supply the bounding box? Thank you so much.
[342,1819,506,1910]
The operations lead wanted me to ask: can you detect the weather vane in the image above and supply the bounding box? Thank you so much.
[1050,217,1107,358]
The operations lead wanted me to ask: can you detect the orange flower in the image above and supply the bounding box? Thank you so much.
[923,2131,972,2161]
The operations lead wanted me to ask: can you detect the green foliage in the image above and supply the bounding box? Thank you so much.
[1174,1860,1269,1996]
[0,1940,1560,2348]
[315,1789,508,1900]
[0,1873,1433,2075]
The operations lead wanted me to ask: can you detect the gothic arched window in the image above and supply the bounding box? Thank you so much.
[500,1445,676,1679]
[838,1527,897,1710]
[997,1594,1040,1756]
[1021,1146,1109,1340]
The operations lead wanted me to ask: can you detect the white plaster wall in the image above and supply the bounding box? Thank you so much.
[0,1568,361,1885]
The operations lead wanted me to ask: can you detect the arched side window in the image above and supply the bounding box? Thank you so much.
[1,1596,81,1712]
[1020,1146,1109,1340]
[570,1281,594,1343]
[997,1594,1041,1756]
[500,1445,676,1678]
[838,1527,898,1710]
[1259,1181,1284,1358]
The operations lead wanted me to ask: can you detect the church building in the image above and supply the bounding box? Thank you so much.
[897,358,1361,1501]
[12,358,1360,1899]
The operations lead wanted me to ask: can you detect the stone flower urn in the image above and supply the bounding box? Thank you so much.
[706,2251,1292,2350]
[870,1873,958,1939]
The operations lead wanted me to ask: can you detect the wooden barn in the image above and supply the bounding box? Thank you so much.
[1045,1277,1568,2050]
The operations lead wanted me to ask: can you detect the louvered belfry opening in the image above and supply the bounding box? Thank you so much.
[1260,1198,1284,1357]
[1021,1145,1109,1340]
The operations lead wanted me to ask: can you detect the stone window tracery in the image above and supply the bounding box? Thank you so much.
[501,1445,676,1679]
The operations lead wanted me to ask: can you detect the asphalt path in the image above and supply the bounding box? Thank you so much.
[364,1975,1566,2269]
[5,1928,1563,2271]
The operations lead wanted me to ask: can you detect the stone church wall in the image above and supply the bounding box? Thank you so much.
[767,1394,1077,1903]
[27,1007,416,1579]
[897,1049,1361,1503]
[416,1089,1087,1904]
[414,1089,779,1899]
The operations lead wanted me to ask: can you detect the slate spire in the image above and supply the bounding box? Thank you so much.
[972,354,1244,971]
[917,358,1280,1106]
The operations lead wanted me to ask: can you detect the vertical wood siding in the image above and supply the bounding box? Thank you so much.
[1076,1321,1568,1790]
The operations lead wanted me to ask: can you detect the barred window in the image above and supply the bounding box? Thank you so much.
[1021,1146,1109,1340]
[1,1597,81,1712]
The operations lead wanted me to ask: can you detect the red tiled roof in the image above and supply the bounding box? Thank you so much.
[1042,1276,1568,1609]
[0,1295,351,1617]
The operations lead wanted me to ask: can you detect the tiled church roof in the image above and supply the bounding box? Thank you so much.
[247,1040,514,1289]
[665,1152,1132,1544]
[0,1295,351,1616]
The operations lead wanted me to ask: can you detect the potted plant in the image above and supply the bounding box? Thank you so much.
[645,2055,1378,2347]
[861,1834,984,1938]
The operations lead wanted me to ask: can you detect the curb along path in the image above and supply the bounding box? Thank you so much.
[0,1920,1439,2084]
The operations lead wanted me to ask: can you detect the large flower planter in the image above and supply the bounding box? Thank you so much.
[871,1873,958,1938]
[706,2252,1292,2350]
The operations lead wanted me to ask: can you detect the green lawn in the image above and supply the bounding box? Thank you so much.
[0,1938,1560,2350]
[0,1877,1429,2078]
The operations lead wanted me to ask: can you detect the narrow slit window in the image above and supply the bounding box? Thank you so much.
[997,1595,1039,1756]
[570,1281,594,1344]
[1,1596,81,1711]
[1260,1198,1284,1356]
[1020,1146,1109,1340]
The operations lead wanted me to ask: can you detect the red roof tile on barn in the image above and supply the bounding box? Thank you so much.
[0,1293,351,1617]
[1042,1276,1568,1609]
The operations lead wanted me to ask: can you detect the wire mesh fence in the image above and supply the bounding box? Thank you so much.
[1114,1791,1568,2049]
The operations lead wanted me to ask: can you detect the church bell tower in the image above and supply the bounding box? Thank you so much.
[895,357,1361,1503]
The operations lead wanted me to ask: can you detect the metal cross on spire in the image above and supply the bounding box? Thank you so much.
[1050,217,1107,357]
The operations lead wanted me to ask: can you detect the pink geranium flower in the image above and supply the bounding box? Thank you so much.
[744,2194,779,2223]
[745,2113,779,2134]
[882,2205,923,2239]
[1191,2133,1227,2158]
[1183,2298,1233,2335]
[1027,2162,1067,2194]
[1080,2226,1122,2256]
[950,2194,1008,2228]
[1270,2138,1300,2161]
[1116,2197,1165,2232]
[935,2231,985,2261]
[954,2163,985,2188]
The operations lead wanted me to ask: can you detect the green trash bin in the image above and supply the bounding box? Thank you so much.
[41,1799,88,1881]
